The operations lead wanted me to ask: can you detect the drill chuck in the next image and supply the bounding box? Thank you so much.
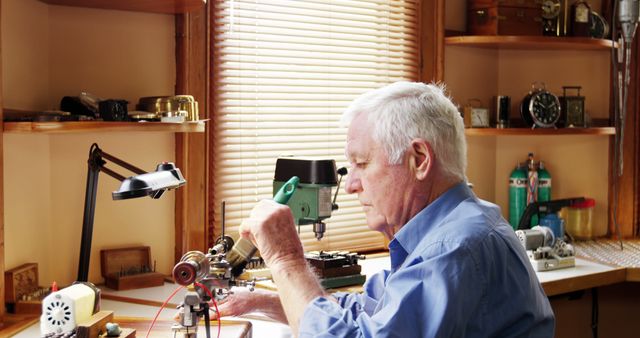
[313,222,326,240]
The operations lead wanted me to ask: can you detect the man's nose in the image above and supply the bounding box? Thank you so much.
[345,173,361,194]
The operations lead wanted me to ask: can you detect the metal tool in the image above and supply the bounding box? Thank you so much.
[515,198,585,271]
[171,176,299,338]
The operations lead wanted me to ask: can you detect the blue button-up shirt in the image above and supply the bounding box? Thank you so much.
[299,183,555,337]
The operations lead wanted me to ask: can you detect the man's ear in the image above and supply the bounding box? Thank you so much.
[408,139,433,181]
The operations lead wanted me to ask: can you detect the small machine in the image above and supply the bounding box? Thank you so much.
[40,282,100,336]
[273,157,347,240]
[305,251,366,289]
[515,198,585,271]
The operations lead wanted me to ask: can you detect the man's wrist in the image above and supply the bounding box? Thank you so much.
[269,257,312,278]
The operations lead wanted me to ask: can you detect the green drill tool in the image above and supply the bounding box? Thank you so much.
[273,157,346,240]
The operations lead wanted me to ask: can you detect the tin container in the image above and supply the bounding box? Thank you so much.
[137,95,199,121]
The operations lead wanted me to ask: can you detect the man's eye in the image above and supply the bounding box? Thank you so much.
[355,162,368,169]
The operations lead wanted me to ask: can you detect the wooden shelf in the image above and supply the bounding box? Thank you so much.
[3,121,206,134]
[38,0,206,14]
[0,313,39,337]
[445,36,617,50]
[464,127,615,136]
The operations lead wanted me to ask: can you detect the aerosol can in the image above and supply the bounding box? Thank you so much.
[538,161,552,203]
[509,163,527,229]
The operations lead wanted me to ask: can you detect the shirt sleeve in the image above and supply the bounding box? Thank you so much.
[297,242,484,338]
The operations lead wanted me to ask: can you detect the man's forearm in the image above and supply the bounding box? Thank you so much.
[271,260,335,335]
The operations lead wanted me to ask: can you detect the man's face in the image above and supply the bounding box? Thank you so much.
[344,112,412,235]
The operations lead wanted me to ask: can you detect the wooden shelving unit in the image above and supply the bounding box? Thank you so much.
[3,121,206,134]
[38,0,206,14]
[445,35,617,50]
[464,127,615,136]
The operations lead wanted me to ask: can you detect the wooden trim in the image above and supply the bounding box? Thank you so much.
[0,314,39,337]
[3,121,205,133]
[542,268,627,297]
[419,0,445,83]
[0,0,5,322]
[38,0,206,14]
[174,3,210,263]
[444,36,617,50]
[464,127,615,136]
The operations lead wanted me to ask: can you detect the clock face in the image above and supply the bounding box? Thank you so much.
[541,0,561,19]
[529,91,561,128]
[471,108,489,127]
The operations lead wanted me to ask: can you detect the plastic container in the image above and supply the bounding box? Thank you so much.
[561,198,602,240]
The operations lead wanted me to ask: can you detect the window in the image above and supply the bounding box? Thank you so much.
[212,0,419,252]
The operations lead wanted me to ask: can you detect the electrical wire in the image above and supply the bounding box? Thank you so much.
[195,281,222,338]
[145,285,185,338]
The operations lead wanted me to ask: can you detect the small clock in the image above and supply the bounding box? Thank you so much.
[471,108,490,128]
[541,0,561,36]
[590,11,609,39]
[560,86,586,127]
[520,83,561,128]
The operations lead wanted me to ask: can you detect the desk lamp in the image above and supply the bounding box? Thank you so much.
[77,143,186,282]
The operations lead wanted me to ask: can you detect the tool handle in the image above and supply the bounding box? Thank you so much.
[273,176,299,204]
[228,176,299,277]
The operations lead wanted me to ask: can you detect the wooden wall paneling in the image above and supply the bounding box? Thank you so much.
[0,0,4,322]
[174,4,209,262]
[419,0,445,83]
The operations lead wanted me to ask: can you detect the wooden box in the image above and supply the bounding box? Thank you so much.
[467,0,542,36]
[100,246,164,290]
[4,263,51,315]
[4,263,38,303]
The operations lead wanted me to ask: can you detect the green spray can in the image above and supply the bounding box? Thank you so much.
[537,161,552,223]
[509,162,527,230]
[538,161,551,203]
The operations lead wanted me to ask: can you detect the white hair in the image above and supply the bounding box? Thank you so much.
[341,82,467,181]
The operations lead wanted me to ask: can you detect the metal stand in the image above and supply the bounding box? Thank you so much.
[77,143,146,282]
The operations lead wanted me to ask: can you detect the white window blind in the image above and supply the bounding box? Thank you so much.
[212,0,419,252]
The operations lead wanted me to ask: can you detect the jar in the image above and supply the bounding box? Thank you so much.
[561,198,601,240]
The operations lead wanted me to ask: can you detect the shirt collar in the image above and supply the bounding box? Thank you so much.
[388,182,473,269]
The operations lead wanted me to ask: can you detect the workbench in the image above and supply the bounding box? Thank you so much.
[11,241,640,338]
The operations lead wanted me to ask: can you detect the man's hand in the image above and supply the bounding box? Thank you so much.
[238,199,306,269]
[237,199,330,335]
[216,288,288,323]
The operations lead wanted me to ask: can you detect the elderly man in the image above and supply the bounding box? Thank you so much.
[219,82,555,337]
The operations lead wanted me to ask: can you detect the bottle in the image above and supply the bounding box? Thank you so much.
[509,162,527,230]
[538,161,552,202]
[537,161,552,227]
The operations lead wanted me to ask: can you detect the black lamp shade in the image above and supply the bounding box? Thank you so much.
[112,164,186,200]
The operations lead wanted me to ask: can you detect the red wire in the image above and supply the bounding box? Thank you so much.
[145,285,185,338]
[195,281,222,338]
